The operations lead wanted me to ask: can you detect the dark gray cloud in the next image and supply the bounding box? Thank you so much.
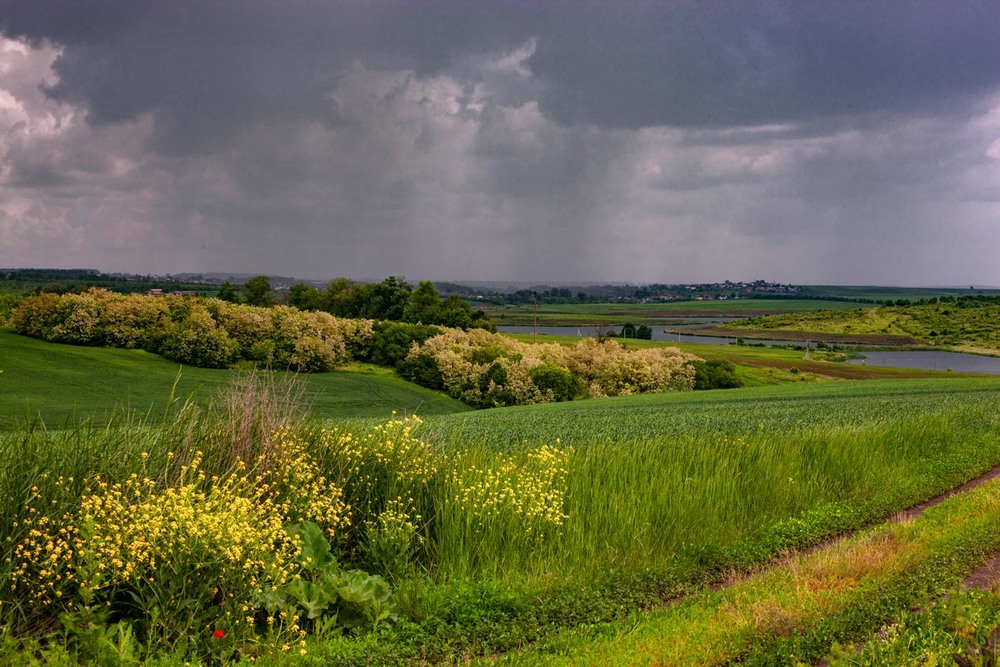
[5,1,998,140]
[1,1,1000,284]
[531,2,1000,128]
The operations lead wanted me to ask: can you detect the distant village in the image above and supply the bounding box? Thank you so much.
[1,269,873,305]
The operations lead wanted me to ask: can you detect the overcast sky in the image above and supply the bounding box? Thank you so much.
[1,1,999,285]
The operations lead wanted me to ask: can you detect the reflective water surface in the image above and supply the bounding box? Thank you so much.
[498,326,1000,375]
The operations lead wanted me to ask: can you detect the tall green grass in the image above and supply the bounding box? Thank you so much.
[419,379,1000,583]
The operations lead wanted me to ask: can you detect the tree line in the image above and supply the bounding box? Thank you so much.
[221,276,494,331]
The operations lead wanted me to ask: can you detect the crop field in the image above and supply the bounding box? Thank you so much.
[415,378,1000,578]
[478,471,1000,665]
[4,327,1000,664]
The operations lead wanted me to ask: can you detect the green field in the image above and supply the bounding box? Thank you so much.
[799,284,1000,302]
[0,328,468,427]
[487,299,868,326]
[416,377,1000,577]
[4,324,1000,665]
[477,471,1000,666]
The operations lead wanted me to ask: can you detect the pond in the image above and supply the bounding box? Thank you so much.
[847,350,1000,375]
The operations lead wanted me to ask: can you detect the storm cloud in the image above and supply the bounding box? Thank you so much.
[1,0,999,284]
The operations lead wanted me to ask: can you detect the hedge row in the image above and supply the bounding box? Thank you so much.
[12,290,370,371]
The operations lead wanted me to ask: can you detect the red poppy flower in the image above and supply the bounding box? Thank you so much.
[213,629,225,638]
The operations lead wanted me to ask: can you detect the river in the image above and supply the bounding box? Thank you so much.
[498,325,1000,375]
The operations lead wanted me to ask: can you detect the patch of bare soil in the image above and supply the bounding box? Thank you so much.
[962,554,1000,591]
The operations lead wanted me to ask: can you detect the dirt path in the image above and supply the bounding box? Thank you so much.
[805,463,1000,666]
[962,554,1000,591]
[895,465,1000,523]
[713,463,1000,599]
[898,464,1000,589]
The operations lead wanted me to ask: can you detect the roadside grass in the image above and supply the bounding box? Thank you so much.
[473,473,1000,666]
[0,328,468,427]
[824,588,1000,665]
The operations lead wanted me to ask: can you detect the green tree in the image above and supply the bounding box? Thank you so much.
[691,360,743,390]
[243,276,273,307]
[361,277,412,321]
[217,280,238,303]
[287,283,321,311]
[322,277,367,318]
[364,321,442,367]
[403,281,442,324]
[528,363,581,401]
[436,294,474,329]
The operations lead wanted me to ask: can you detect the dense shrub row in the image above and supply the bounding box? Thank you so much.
[12,289,371,371]
[12,290,700,407]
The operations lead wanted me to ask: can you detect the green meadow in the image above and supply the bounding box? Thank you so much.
[0,328,468,428]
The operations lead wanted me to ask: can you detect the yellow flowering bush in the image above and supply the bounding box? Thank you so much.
[563,338,698,397]
[362,498,423,582]
[6,431,352,661]
[208,301,274,354]
[100,292,170,348]
[445,444,573,540]
[159,301,239,368]
[313,416,437,533]
[9,459,303,659]
[266,427,350,535]
[2,405,579,658]
[299,416,575,576]
[9,291,61,337]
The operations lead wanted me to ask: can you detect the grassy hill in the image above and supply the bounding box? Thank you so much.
[709,301,1000,353]
[0,329,469,427]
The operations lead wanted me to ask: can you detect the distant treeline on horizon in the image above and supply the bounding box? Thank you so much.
[3,268,999,307]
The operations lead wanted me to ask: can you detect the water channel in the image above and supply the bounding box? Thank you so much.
[498,325,1000,375]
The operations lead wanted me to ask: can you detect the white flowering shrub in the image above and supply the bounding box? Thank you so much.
[403,328,699,406]
[563,338,698,397]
